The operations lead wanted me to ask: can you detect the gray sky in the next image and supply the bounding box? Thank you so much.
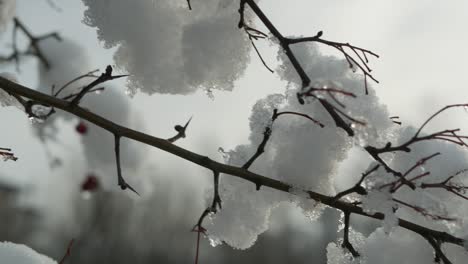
[1,0,468,263]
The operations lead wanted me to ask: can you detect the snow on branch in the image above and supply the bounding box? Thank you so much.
[0,77,466,263]
[240,0,378,136]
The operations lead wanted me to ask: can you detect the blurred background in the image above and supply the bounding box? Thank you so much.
[1,0,468,263]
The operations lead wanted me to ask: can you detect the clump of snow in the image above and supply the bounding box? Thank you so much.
[360,228,434,264]
[81,0,251,95]
[362,190,398,233]
[0,241,57,264]
[205,43,393,249]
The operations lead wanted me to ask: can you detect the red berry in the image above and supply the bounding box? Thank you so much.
[81,174,99,191]
[76,121,88,134]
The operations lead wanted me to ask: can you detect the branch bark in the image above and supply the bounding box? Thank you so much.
[0,77,465,251]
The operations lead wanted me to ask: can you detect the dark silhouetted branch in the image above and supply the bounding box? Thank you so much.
[272,109,325,128]
[243,126,271,170]
[167,116,193,143]
[53,69,99,97]
[58,239,74,264]
[69,65,128,105]
[285,33,379,94]
[0,147,18,161]
[333,164,379,201]
[0,77,466,261]
[12,17,61,69]
[393,198,456,222]
[424,235,452,264]
[365,105,468,190]
[114,135,139,195]
[421,169,468,200]
[342,212,360,257]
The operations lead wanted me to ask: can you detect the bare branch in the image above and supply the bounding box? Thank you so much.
[421,169,468,200]
[241,0,378,136]
[12,17,61,69]
[0,77,466,258]
[167,116,193,143]
[342,212,360,257]
[365,104,468,189]
[333,164,380,201]
[415,104,468,138]
[58,239,74,264]
[114,135,139,195]
[285,34,379,94]
[393,198,456,221]
[424,235,453,264]
[53,69,99,97]
[243,126,271,170]
[69,65,128,105]
[248,32,274,73]
[378,152,441,193]
[0,147,18,161]
[272,109,325,128]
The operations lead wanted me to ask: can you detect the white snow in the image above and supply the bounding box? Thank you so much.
[0,242,57,264]
[81,0,251,95]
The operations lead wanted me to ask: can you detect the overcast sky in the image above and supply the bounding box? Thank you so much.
[1,0,468,263]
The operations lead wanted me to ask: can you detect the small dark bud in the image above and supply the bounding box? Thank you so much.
[105,65,112,76]
[385,142,391,149]
[297,93,305,105]
[355,186,368,195]
[317,31,323,37]
[174,125,184,132]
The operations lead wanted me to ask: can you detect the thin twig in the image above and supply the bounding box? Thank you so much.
[1,74,466,262]
[54,69,99,97]
[114,135,139,195]
[167,116,193,143]
[333,164,379,201]
[342,212,360,257]
[58,239,74,264]
[70,65,128,105]
[243,126,271,170]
